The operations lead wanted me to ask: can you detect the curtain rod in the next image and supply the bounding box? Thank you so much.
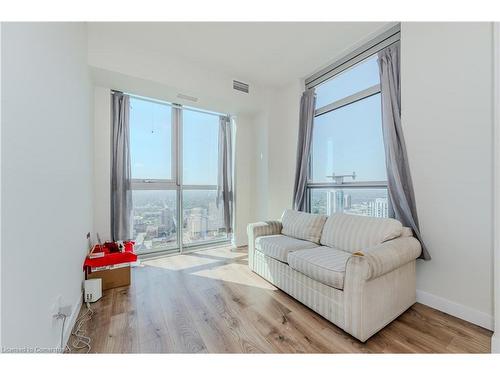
[111,89,230,118]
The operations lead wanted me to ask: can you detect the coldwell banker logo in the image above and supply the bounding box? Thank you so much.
[2,347,64,353]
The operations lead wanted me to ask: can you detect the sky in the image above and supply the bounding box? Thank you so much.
[311,94,386,182]
[315,55,380,108]
[130,97,219,185]
[130,54,386,186]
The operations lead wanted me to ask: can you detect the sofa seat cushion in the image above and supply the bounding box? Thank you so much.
[320,213,403,253]
[255,235,317,263]
[287,247,351,290]
[281,209,327,244]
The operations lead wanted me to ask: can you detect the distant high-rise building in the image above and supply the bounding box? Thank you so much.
[343,194,352,210]
[369,198,388,218]
[327,189,344,215]
[186,207,208,240]
[160,207,175,232]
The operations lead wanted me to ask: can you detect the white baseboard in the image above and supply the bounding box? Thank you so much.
[62,293,82,350]
[416,289,494,331]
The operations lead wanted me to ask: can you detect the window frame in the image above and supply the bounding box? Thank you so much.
[308,85,386,188]
[304,24,400,214]
[126,94,230,255]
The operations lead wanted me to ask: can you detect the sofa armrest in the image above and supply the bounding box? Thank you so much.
[343,236,421,342]
[247,221,282,240]
[247,221,282,270]
[359,236,422,280]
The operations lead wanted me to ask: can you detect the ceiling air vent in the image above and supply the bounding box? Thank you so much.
[176,93,198,102]
[233,80,249,94]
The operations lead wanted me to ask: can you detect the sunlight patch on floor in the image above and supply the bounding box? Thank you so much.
[138,247,274,291]
[143,254,218,271]
[197,247,247,259]
[191,266,277,290]
[141,247,247,271]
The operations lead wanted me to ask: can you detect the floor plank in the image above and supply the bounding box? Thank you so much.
[71,246,492,353]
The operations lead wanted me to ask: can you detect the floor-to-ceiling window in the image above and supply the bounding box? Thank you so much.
[182,109,227,246]
[129,95,229,254]
[307,54,389,217]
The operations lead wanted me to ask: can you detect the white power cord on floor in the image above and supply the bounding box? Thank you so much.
[69,302,94,353]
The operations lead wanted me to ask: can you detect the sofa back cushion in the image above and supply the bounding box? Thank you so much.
[320,213,403,252]
[281,209,327,244]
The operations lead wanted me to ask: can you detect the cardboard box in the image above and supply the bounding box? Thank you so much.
[87,265,131,290]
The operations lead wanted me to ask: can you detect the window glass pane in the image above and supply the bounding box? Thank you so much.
[311,94,386,183]
[182,190,227,245]
[310,188,388,218]
[315,55,380,109]
[183,110,219,185]
[130,97,172,179]
[132,190,177,254]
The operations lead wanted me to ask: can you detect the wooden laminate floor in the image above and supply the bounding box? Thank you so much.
[72,246,492,353]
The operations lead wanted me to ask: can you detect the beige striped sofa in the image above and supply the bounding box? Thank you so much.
[247,209,422,342]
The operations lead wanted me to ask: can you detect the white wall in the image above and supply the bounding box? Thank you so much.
[234,114,258,246]
[254,111,270,221]
[93,87,112,241]
[493,22,500,353]
[266,80,303,219]
[248,80,303,222]
[0,22,3,349]
[401,22,494,328]
[1,23,93,349]
[241,94,300,224]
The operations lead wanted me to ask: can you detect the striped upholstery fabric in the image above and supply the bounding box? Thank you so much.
[281,209,327,243]
[320,213,403,253]
[288,247,351,289]
[344,256,417,342]
[248,221,282,239]
[401,226,413,237]
[253,249,345,327]
[247,221,282,270]
[364,236,422,280]
[255,235,317,263]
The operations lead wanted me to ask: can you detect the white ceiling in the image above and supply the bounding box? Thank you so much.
[87,22,391,88]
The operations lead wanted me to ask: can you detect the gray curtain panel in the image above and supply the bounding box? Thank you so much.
[378,43,430,260]
[217,115,234,234]
[111,92,132,241]
[293,89,316,211]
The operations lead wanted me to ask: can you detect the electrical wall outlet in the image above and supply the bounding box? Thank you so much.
[52,296,73,319]
[51,295,62,318]
[59,305,73,317]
